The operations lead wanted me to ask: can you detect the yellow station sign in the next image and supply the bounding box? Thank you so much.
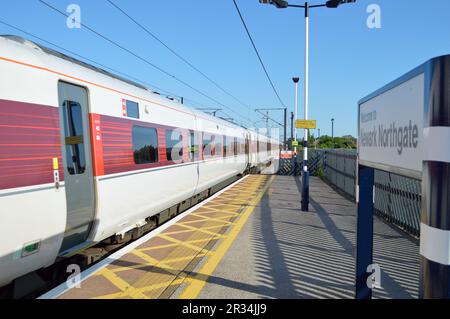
[296,120,316,129]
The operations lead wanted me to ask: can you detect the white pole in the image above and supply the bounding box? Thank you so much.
[294,81,298,154]
[304,3,309,170]
[301,1,310,212]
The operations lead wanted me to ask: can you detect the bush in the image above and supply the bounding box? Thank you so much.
[317,167,324,178]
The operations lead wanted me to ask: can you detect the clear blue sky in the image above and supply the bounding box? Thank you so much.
[1,0,450,138]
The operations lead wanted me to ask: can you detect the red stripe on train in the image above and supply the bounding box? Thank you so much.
[0,99,64,190]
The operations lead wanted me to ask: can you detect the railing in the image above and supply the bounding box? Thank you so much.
[280,149,422,237]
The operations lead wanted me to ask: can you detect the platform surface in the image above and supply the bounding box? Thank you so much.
[196,176,420,299]
[42,175,420,299]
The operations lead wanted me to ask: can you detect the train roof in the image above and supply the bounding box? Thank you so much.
[0,35,278,142]
[1,35,149,91]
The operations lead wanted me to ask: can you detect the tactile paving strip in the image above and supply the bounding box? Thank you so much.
[57,174,274,299]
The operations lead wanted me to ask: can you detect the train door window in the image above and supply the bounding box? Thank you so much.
[268,141,271,154]
[125,100,139,119]
[245,138,249,155]
[211,135,216,156]
[224,136,232,158]
[132,126,158,164]
[62,100,86,175]
[189,132,197,161]
[223,136,227,157]
[203,133,212,158]
[234,137,238,156]
[166,129,183,162]
[215,135,222,157]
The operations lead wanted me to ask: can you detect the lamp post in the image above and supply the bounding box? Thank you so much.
[293,77,300,154]
[260,0,356,212]
[290,111,294,148]
[331,118,335,139]
[293,77,300,175]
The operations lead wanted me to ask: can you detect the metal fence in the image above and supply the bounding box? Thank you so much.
[280,149,422,237]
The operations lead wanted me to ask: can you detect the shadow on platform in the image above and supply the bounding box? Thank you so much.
[199,175,419,299]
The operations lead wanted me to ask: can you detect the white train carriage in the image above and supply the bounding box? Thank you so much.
[0,35,279,289]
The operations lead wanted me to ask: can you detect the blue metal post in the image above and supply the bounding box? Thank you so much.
[355,165,375,299]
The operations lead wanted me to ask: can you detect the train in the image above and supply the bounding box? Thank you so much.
[0,35,280,292]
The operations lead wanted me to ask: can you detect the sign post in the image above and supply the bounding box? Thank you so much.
[356,55,450,299]
[295,119,316,211]
[355,165,374,299]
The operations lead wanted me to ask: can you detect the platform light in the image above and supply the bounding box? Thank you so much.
[326,0,356,8]
[259,0,356,213]
[258,0,288,9]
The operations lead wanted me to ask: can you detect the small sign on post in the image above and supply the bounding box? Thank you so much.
[280,150,293,159]
[292,141,299,147]
[295,119,316,129]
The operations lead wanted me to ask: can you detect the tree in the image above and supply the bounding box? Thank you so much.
[316,135,356,149]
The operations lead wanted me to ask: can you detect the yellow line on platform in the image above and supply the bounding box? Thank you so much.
[178,175,274,299]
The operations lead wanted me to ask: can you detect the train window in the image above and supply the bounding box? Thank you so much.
[203,133,213,158]
[268,141,271,154]
[62,100,86,175]
[223,136,229,157]
[132,126,158,164]
[215,136,222,157]
[126,100,140,119]
[189,132,198,161]
[234,137,238,156]
[165,129,183,162]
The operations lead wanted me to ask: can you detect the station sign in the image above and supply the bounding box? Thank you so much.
[296,120,316,129]
[356,55,450,299]
[358,70,425,179]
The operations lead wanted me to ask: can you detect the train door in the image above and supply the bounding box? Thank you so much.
[58,82,96,253]
[245,134,250,167]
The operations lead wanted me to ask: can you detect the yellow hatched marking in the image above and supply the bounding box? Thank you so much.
[139,235,223,251]
[138,243,179,251]
[74,175,270,299]
[116,227,222,298]
[170,223,228,238]
[178,175,274,299]
[189,213,238,221]
[130,250,179,276]
[111,251,212,274]
[97,277,186,299]
[193,209,240,217]
[157,233,208,252]
[137,277,185,295]
[187,213,235,225]
[178,218,233,226]
[98,268,147,299]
